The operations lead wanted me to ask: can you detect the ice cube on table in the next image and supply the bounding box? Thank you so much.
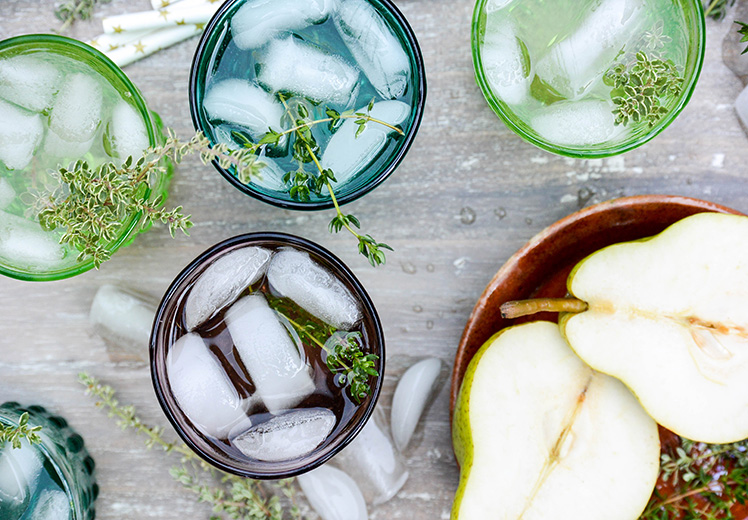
[334,0,410,100]
[232,408,336,462]
[0,55,61,113]
[531,99,620,146]
[89,285,156,363]
[167,332,250,437]
[390,357,445,452]
[332,408,408,506]
[534,0,643,99]
[203,80,285,141]
[0,211,65,269]
[297,464,368,520]
[224,294,315,414]
[49,73,103,143]
[0,99,43,171]
[0,178,15,211]
[0,441,43,508]
[184,246,272,330]
[267,248,362,330]
[29,489,71,520]
[256,36,360,107]
[735,83,748,131]
[481,15,531,106]
[231,0,337,50]
[106,101,149,165]
[320,100,409,188]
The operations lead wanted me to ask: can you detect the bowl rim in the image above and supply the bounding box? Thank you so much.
[449,195,744,415]
[470,0,707,158]
[0,33,161,282]
[149,231,386,479]
[187,0,427,211]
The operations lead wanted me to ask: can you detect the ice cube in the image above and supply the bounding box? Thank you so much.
[106,101,149,165]
[0,99,43,171]
[320,100,409,187]
[390,358,446,452]
[232,408,336,462]
[485,0,516,12]
[224,294,315,414]
[0,211,65,268]
[29,489,71,520]
[203,80,285,141]
[534,0,643,99]
[481,15,531,106]
[334,0,410,99]
[297,464,368,520]
[332,408,408,505]
[531,99,621,146]
[89,285,156,363]
[49,73,103,143]
[0,442,43,508]
[256,37,360,107]
[267,248,362,330]
[735,83,748,131]
[167,332,250,437]
[232,0,338,50]
[0,178,15,211]
[0,55,61,112]
[184,246,272,330]
[43,130,95,167]
[251,157,289,192]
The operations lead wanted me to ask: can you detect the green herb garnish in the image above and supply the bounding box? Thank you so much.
[55,0,112,32]
[79,373,302,520]
[640,435,748,520]
[605,51,684,127]
[267,295,379,404]
[704,0,736,20]
[0,412,43,450]
[736,21,748,55]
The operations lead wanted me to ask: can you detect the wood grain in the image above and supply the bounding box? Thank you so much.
[1,2,747,519]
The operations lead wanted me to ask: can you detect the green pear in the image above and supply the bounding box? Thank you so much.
[452,321,659,520]
[559,212,748,443]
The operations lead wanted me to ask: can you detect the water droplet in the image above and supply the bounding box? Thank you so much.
[460,207,476,225]
[495,207,507,220]
[426,264,435,272]
[400,262,417,275]
[426,320,434,330]
[577,187,595,208]
[525,218,533,226]
[413,305,423,313]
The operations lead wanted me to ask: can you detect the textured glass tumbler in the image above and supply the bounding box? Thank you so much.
[0,401,98,520]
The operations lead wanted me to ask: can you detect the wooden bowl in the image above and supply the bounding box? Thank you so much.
[449,195,743,415]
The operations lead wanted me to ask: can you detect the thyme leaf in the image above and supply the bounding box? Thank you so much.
[0,412,43,450]
[55,0,112,32]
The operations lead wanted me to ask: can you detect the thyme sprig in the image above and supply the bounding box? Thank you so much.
[640,435,748,520]
[35,131,264,268]
[605,51,684,127]
[55,0,112,32]
[703,0,736,20]
[267,295,379,404]
[78,373,302,520]
[736,21,748,55]
[0,412,43,450]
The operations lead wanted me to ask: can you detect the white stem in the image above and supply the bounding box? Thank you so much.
[104,25,203,67]
[102,1,223,34]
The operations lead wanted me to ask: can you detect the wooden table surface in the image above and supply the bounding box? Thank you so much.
[1,2,747,519]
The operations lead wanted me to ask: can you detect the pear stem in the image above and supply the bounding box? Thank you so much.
[500,298,588,319]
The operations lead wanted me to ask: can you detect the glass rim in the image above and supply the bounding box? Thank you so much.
[149,231,386,479]
[470,0,706,159]
[0,33,160,282]
[188,0,427,211]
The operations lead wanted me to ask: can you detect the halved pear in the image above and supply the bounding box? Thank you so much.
[561,212,748,443]
[452,321,659,520]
